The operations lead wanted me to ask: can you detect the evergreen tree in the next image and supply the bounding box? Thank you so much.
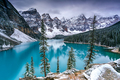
[56,56,59,73]
[24,62,30,78]
[119,45,120,52]
[67,57,72,70]
[39,19,50,77]
[71,48,76,68]
[84,15,96,69]
[0,39,3,49]
[67,47,76,70]
[30,57,34,78]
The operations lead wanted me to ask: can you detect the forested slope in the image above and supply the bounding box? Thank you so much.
[64,21,120,47]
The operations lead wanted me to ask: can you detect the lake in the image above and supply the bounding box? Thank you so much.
[0,39,120,80]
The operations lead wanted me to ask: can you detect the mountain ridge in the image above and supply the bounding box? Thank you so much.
[20,8,120,38]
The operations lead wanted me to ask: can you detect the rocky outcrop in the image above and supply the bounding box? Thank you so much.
[83,59,120,80]
[46,59,120,80]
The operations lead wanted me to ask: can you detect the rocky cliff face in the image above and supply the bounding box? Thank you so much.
[19,8,41,34]
[0,0,40,37]
[0,0,40,50]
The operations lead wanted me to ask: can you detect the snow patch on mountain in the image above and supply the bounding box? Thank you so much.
[11,28,37,42]
[2,44,11,48]
[0,31,18,43]
[39,27,84,38]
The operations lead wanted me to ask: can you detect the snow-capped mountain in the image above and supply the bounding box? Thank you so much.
[20,8,120,38]
[19,8,41,34]
[64,14,120,31]
[20,9,71,38]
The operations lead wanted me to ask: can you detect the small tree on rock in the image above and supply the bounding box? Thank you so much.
[67,57,72,70]
[39,19,50,77]
[30,57,34,78]
[24,62,30,78]
[84,15,96,69]
[67,47,76,70]
[56,56,59,73]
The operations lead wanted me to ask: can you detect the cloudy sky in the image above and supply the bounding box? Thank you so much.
[9,0,120,19]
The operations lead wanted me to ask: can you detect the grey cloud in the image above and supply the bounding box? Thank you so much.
[48,10,61,14]
[8,0,38,10]
[8,0,120,19]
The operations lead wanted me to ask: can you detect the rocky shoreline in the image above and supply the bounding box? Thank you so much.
[0,46,14,52]
[19,59,120,80]
[64,41,120,54]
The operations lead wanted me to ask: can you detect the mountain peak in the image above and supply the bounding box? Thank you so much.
[61,17,66,22]
[113,15,119,20]
[53,17,60,20]
[22,8,37,14]
[42,13,50,17]
[42,13,52,20]
[78,14,86,19]
[80,14,85,17]
[28,8,36,11]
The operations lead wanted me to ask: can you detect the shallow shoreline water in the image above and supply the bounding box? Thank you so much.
[64,41,120,54]
[0,46,14,52]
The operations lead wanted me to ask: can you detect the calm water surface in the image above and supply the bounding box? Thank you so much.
[0,39,120,80]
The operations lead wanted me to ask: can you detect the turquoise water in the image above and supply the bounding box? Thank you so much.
[0,39,120,80]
